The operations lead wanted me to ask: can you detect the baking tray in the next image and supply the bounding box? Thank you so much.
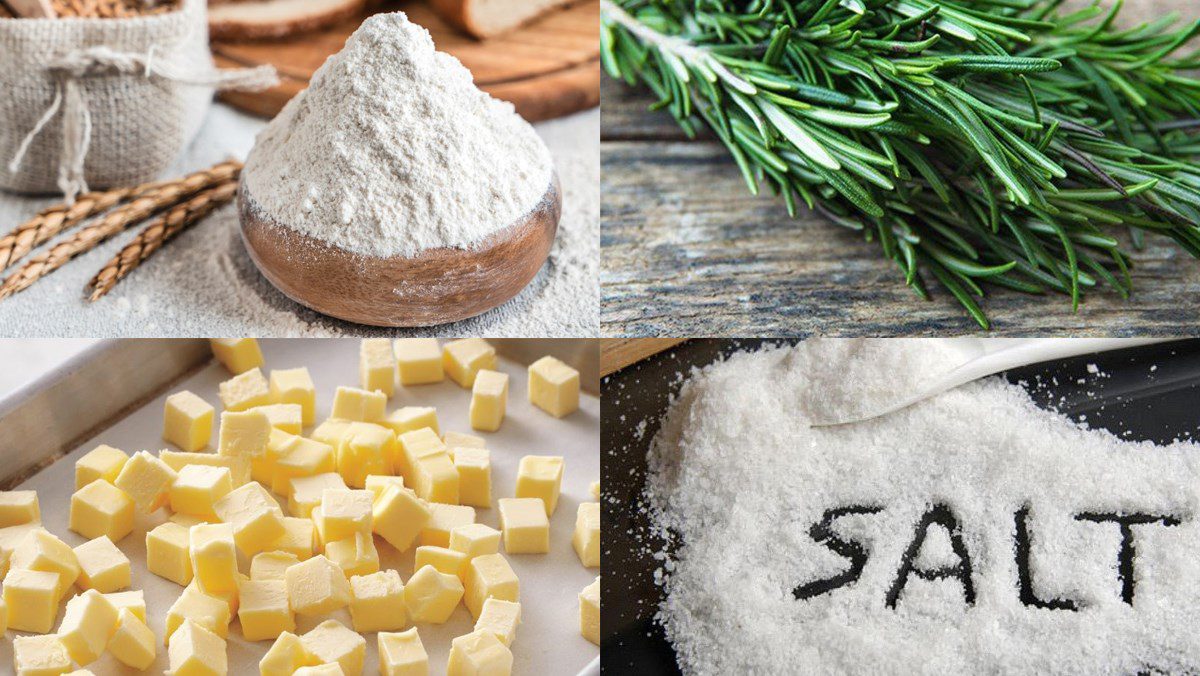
[0,338,600,675]
[600,338,1200,674]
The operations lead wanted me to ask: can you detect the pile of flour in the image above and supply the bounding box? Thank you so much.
[242,12,553,258]
[647,339,1200,674]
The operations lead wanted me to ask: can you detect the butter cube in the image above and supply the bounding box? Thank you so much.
[58,589,119,665]
[270,517,315,560]
[75,444,129,490]
[312,417,355,448]
[447,630,513,676]
[269,367,317,425]
[108,608,156,670]
[254,427,291,485]
[395,338,443,385]
[413,453,459,505]
[443,338,496,388]
[273,435,336,496]
[212,481,285,555]
[166,585,231,643]
[146,522,193,586]
[219,366,271,412]
[451,447,491,507]
[0,490,39,527]
[210,338,263,374]
[469,369,508,432]
[188,574,245,618]
[114,450,177,513]
[515,455,564,516]
[70,478,134,542]
[421,503,475,548]
[160,450,251,486]
[285,555,349,616]
[295,666,344,676]
[373,485,431,552]
[498,498,549,554]
[397,427,447,481]
[528,355,581,418]
[348,569,406,632]
[383,406,439,436]
[319,489,373,542]
[378,628,428,676]
[475,598,521,647]
[289,473,347,518]
[580,577,600,645]
[73,536,130,592]
[190,523,239,594]
[450,524,502,560]
[251,551,300,581]
[164,391,215,452]
[170,465,233,518]
[238,578,295,641]
[365,475,406,502]
[464,553,519,619]
[248,403,304,435]
[5,568,61,632]
[337,423,393,488]
[444,431,486,448]
[325,532,379,578]
[104,590,146,622]
[167,619,227,675]
[301,619,366,676]
[218,409,271,458]
[260,632,318,676]
[360,338,396,396]
[573,502,601,568]
[13,635,71,676]
[12,528,80,596]
[404,564,464,624]
[331,386,387,423]
[415,546,468,578]
[590,481,600,500]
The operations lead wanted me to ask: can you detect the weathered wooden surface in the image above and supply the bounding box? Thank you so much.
[600,20,1200,338]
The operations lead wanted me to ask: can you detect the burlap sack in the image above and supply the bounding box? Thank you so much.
[0,0,275,201]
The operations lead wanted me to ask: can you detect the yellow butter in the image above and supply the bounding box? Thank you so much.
[58,589,119,665]
[170,465,233,519]
[469,369,509,432]
[270,517,315,560]
[107,607,156,670]
[443,338,496,388]
[238,578,295,641]
[0,490,39,528]
[590,480,600,500]
[573,502,601,568]
[360,338,396,396]
[159,450,251,486]
[443,431,485,449]
[318,489,374,542]
[394,338,443,385]
[190,523,239,594]
[311,417,355,448]
[188,574,244,617]
[167,618,227,675]
[348,568,406,632]
[337,423,393,488]
[447,630,513,676]
[273,435,336,497]
[450,446,491,507]
[260,631,318,676]
[364,475,405,502]
[412,453,459,505]
[383,406,439,437]
[331,386,387,423]
[289,472,347,518]
[415,545,468,578]
[396,427,446,480]
[269,367,317,425]
[421,503,475,548]
[404,564,464,624]
[13,634,71,676]
[104,589,146,622]
[378,628,428,676]
[69,479,134,543]
[325,531,379,578]
[146,522,193,586]
[247,403,304,435]
[166,585,231,644]
[73,535,130,593]
[295,665,345,676]
[219,366,271,412]
[251,551,300,581]
[113,450,177,514]
[212,482,285,555]
[4,568,61,632]
[210,338,263,375]
[449,523,501,560]
[373,485,431,552]
[12,528,80,597]
[580,576,600,645]
[285,555,350,616]
[75,444,129,490]
[528,355,581,418]
[164,390,215,452]
[515,455,564,516]
[475,598,521,647]
[498,498,550,554]
[301,619,366,676]
[217,409,272,458]
[464,553,519,619]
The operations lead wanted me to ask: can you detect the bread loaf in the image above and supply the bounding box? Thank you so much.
[428,0,572,38]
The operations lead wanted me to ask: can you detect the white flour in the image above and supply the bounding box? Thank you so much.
[242,12,553,258]
[647,339,1200,675]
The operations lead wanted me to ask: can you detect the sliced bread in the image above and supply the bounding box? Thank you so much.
[208,0,364,40]
[428,0,573,38]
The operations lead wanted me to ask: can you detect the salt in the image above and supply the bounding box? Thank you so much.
[647,339,1200,674]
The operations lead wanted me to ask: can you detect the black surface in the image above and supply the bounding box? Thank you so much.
[600,338,1200,674]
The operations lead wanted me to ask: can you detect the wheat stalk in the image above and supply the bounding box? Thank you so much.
[88,181,238,301]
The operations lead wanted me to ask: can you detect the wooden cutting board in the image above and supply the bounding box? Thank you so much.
[211,0,599,121]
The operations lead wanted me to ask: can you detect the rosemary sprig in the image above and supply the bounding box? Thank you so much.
[601,0,1200,328]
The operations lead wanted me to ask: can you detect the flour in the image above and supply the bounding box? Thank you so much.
[242,12,553,258]
[647,339,1200,675]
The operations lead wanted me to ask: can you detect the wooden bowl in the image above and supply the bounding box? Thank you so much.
[237,174,561,327]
